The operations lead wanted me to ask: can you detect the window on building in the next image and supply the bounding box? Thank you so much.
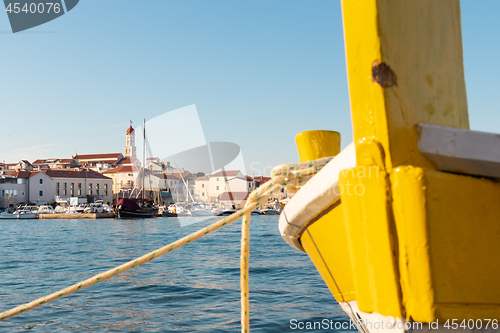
[89,190,93,195]
[78,183,81,189]
[71,183,74,189]
[56,182,59,189]
[217,178,219,181]
[89,183,92,189]
[63,189,67,196]
[104,184,108,189]
[21,192,25,196]
[56,189,60,195]
[202,184,204,188]
[216,186,219,190]
[202,192,205,197]
[96,190,99,195]
[104,190,108,196]
[39,178,43,184]
[63,183,67,189]
[249,183,252,188]
[225,177,227,181]
[1,190,4,197]
[96,183,99,189]
[70,190,74,196]
[78,190,81,196]
[39,190,43,196]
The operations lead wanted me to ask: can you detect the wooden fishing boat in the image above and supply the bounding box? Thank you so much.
[116,198,158,218]
[279,1,500,332]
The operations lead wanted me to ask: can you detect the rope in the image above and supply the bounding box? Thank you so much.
[0,156,334,332]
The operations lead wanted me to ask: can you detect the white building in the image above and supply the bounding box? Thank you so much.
[0,173,28,208]
[193,170,254,203]
[103,165,141,196]
[43,169,113,204]
[0,170,53,207]
[28,171,57,204]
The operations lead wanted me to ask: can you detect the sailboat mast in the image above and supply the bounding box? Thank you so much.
[142,118,145,204]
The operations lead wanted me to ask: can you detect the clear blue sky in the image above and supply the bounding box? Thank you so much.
[1,1,499,175]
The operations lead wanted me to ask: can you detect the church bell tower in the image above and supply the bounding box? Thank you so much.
[125,121,137,158]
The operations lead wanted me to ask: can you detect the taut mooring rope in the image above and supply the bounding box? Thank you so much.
[0,156,333,332]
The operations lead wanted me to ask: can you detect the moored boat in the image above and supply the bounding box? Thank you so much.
[116,198,158,218]
[189,204,214,217]
[0,209,38,219]
[261,209,280,215]
[160,203,189,217]
[215,209,261,216]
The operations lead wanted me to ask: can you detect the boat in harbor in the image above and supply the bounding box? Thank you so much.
[261,203,282,215]
[261,208,280,215]
[189,203,214,216]
[277,1,500,332]
[215,209,261,216]
[116,198,158,218]
[159,203,190,217]
[37,205,54,214]
[0,209,38,219]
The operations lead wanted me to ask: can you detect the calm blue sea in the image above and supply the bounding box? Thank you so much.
[0,216,352,332]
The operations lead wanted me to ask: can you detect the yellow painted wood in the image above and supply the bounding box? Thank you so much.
[391,167,500,321]
[342,0,469,170]
[293,0,500,324]
[295,130,341,163]
[301,203,357,303]
[339,166,402,318]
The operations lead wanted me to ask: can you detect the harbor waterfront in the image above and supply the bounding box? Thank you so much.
[0,216,352,332]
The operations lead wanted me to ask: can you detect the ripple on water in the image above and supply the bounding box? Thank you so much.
[0,216,351,332]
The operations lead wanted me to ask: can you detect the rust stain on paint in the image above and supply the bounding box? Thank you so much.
[372,60,397,88]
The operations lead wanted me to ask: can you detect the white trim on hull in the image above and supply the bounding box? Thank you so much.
[337,301,498,333]
[0,214,38,219]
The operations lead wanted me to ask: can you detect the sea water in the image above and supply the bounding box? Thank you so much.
[0,216,352,332]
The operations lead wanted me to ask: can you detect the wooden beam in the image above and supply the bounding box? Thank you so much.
[342,0,469,170]
[418,123,500,178]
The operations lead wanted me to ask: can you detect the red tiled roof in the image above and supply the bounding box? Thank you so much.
[219,191,250,201]
[73,153,122,161]
[32,159,47,165]
[210,170,241,177]
[9,171,31,178]
[103,165,140,174]
[43,169,111,180]
[82,160,117,165]
[118,157,139,165]
[21,160,32,166]
[245,176,253,181]
[28,171,40,178]
[254,176,271,187]
[58,159,73,163]
[126,125,134,135]
[4,170,42,178]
